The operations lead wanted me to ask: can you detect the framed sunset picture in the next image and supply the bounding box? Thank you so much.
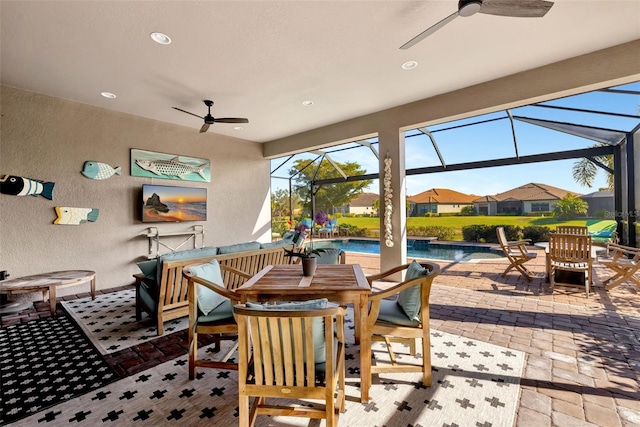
[141,184,207,223]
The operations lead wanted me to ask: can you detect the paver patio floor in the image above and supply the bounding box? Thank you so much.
[2,246,639,426]
[348,249,640,427]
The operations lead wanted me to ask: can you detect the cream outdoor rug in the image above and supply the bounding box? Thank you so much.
[61,289,188,355]
[11,314,525,427]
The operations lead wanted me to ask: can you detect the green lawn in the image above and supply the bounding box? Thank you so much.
[338,216,588,240]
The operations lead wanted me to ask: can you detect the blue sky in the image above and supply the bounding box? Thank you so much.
[271,82,639,198]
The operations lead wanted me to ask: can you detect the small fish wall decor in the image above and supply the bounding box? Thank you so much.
[54,207,99,225]
[82,161,121,180]
[0,174,55,200]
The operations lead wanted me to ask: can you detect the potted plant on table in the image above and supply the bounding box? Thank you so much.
[284,214,328,276]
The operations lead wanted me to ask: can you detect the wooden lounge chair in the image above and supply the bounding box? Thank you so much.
[496,226,537,281]
[234,303,347,427]
[361,260,440,402]
[597,243,640,290]
[548,233,593,297]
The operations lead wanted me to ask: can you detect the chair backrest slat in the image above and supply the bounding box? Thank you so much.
[556,226,588,235]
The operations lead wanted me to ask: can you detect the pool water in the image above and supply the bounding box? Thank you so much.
[311,239,504,262]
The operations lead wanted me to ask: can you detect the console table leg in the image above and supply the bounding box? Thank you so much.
[90,277,96,300]
[48,286,56,316]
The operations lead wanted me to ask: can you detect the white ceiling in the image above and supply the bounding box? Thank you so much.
[1,1,639,143]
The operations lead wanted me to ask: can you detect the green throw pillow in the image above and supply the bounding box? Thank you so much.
[136,260,157,281]
[189,260,226,316]
[396,261,428,321]
[246,298,329,362]
[313,248,342,265]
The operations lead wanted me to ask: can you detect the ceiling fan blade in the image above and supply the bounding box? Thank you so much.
[400,11,459,50]
[172,107,204,119]
[213,118,249,124]
[480,0,553,18]
[199,123,210,133]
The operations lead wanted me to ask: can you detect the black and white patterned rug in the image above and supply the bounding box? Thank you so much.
[9,317,525,427]
[61,289,188,354]
[0,316,119,426]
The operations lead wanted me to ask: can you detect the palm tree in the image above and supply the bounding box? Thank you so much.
[572,142,614,189]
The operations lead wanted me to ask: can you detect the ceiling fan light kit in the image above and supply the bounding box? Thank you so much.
[458,0,482,17]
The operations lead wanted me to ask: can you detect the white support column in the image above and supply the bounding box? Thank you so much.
[378,126,406,279]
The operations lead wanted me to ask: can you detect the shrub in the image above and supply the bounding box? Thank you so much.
[554,194,588,219]
[460,206,476,216]
[522,226,550,242]
[407,225,455,240]
[462,225,521,243]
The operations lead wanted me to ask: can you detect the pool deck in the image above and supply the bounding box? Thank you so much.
[346,248,640,427]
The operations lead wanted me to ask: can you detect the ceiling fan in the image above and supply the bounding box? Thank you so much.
[400,0,554,50]
[172,100,249,133]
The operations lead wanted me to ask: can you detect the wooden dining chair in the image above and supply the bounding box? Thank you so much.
[182,260,252,379]
[360,260,441,402]
[596,243,640,290]
[234,303,347,427]
[548,233,593,297]
[496,226,537,281]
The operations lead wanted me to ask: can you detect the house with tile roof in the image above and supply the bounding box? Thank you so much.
[345,192,379,216]
[473,183,580,215]
[407,188,478,216]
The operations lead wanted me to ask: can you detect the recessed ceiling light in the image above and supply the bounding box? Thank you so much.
[150,32,171,45]
[100,92,116,99]
[402,61,418,70]
[302,100,314,106]
[233,126,244,131]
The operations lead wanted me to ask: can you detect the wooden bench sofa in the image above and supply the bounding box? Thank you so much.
[134,243,298,335]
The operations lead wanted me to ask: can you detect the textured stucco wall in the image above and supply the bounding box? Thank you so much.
[0,86,271,294]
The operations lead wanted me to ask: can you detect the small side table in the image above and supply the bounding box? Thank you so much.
[339,227,350,237]
[0,270,96,316]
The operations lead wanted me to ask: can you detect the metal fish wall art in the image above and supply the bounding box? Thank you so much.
[135,157,208,180]
[0,174,55,200]
[54,207,99,225]
[82,161,121,180]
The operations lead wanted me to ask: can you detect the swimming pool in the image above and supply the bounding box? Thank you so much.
[311,239,504,262]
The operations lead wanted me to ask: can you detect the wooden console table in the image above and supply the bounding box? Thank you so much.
[0,270,96,315]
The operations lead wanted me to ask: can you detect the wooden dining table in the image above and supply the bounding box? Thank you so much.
[236,264,371,344]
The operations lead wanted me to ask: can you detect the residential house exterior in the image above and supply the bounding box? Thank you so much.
[345,192,379,216]
[580,190,614,217]
[407,188,477,216]
[473,182,579,215]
